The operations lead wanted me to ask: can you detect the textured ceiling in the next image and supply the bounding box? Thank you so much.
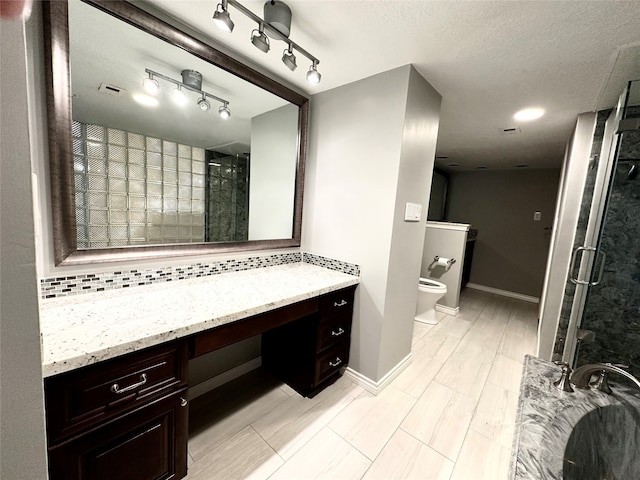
[145,0,640,170]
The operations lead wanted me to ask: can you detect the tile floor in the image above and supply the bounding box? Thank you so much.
[186,288,539,480]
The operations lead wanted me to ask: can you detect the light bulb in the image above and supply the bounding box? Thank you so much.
[218,104,231,119]
[142,77,159,95]
[172,87,188,106]
[197,97,211,111]
[306,64,321,84]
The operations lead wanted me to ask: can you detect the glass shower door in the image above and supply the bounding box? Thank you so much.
[572,79,640,377]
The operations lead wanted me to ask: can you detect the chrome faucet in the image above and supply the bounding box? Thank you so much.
[571,363,640,392]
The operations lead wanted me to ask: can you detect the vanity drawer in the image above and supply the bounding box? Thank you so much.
[315,340,350,385]
[318,286,355,320]
[45,340,188,444]
[317,313,352,352]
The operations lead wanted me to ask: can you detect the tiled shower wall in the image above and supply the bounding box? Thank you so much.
[205,152,249,242]
[73,121,206,248]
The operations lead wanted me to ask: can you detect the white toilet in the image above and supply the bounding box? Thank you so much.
[415,277,447,325]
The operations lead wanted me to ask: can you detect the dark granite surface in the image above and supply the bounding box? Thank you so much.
[510,355,640,479]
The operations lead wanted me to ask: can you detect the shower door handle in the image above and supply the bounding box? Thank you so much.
[569,246,592,285]
[569,246,606,286]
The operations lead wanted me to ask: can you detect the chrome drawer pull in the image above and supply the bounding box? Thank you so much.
[331,327,345,337]
[333,300,348,307]
[328,357,342,368]
[111,373,147,395]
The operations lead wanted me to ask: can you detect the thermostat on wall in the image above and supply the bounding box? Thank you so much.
[404,203,422,222]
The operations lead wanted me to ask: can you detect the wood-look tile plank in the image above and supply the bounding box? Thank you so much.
[487,354,525,393]
[390,351,445,399]
[268,427,371,480]
[401,381,476,461]
[186,426,283,480]
[362,429,454,480]
[252,380,359,460]
[469,381,519,450]
[329,386,416,460]
[449,429,511,480]
[188,372,290,461]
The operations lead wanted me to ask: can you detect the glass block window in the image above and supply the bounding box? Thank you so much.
[73,121,207,247]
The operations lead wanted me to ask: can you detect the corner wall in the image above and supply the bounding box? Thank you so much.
[0,11,49,478]
[302,65,441,382]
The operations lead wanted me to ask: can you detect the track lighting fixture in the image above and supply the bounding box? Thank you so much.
[212,0,321,84]
[282,45,297,71]
[212,1,234,33]
[142,69,231,119]
[251,23,270,53]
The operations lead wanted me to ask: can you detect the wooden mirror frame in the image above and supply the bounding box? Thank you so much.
[42,0,308,266]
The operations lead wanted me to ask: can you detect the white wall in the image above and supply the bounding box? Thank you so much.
[0,10,49,478]
[303,65,441,382]
[249,104,299,240]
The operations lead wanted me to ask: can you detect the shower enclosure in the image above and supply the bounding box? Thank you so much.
[539,79,640,378]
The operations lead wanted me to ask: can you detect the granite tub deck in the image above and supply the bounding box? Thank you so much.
[39,263,359,378]
[511,355,640,479]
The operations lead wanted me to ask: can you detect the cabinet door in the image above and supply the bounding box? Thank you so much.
[48,388,188,480]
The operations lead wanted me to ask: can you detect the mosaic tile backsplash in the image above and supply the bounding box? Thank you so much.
[40,252,360,299]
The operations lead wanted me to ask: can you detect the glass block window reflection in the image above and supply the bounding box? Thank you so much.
[205,151,250,242]
[73,121,206,248]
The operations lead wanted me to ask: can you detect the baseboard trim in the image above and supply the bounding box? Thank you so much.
[465,283,540,304]
[189,357,262,399]
[344,353,412,396]
[435,304,459,316]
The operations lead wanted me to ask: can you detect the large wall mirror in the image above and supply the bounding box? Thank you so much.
[43,0,308,266]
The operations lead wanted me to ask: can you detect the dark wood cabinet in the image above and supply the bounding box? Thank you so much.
[48,388,188,480]
[45,341,189,480]
[44,285,357,478]
[262,286,356,397]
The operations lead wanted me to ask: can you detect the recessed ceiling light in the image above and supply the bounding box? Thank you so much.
[516,164,529,168]
[448,163,460,167]
[514,108,544,121]
[476,166,488,169]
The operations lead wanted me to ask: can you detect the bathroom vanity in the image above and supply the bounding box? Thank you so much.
[40,263,358,480]
[510,355,640,479]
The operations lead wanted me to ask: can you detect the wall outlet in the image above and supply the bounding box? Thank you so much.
[404,203,422,222]
[534,211,542,221]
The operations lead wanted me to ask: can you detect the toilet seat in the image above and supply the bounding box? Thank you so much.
[418,277,446,291]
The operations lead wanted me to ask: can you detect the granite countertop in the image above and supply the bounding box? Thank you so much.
[510,355,640,479]
[39,263,359,378]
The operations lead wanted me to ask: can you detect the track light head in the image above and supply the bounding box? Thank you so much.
[218,103,231,119]
[197,96,211,111]
[213,3,234,32]
[142,76,159,95]
[282,47,297,71]
[306,62,321,84]
[172,86,188,106]
[251,24,270,53]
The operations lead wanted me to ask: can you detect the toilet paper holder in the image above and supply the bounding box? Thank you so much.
[434,256,456,266]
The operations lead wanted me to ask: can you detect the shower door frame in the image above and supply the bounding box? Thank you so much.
[561,87,628,364]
